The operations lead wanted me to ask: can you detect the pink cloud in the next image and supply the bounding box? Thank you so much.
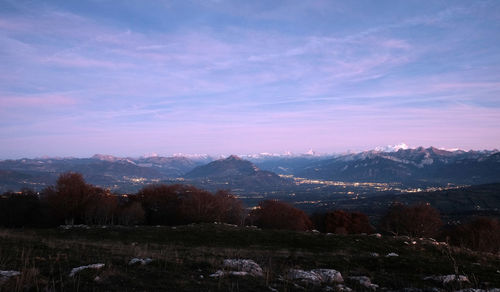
[42,55,132,69]
[0,94,77,108]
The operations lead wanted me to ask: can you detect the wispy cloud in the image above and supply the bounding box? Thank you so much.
[1,1,499,157]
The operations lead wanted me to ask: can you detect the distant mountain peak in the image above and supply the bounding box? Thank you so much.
[91,154,119,162]
[375,143,409,152]
[226,155,242,160]
[185,156,261,179]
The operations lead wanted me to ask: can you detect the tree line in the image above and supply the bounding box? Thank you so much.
[1,172,499,253]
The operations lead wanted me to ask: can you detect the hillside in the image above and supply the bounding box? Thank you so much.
[302,183,500,221]
[1,224,499,291]
[184,155,289,188]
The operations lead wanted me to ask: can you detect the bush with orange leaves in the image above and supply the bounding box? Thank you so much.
[380,203,443,238]
[249,200,312,231]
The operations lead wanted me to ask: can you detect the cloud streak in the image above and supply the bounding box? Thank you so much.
[0,1,499,157]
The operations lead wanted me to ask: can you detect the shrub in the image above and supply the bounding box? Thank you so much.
[312,210,374,234]
[213,190,244,225]
[118,201,145,225]
[327,210,374,234]
[43,172,94,225]
[249,200,312,231]
[380,202,443,237]
[84,188,119,225]
[137,184,244,225]
[446,217,500,253]
[0,189,40,227]
[137,184,184,225]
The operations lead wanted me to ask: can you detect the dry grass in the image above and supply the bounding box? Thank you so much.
[0,225,499,291]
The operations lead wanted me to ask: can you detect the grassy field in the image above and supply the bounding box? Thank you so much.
[1,224,499,291]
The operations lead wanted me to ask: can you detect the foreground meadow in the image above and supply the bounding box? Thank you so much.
[1,224,499,291]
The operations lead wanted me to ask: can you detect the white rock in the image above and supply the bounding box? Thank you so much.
[59,224,90,230]
[0,270,21,284]
[288,269,322,285]
[452,289,500,292]
[223,259,263,277]
[228,271,248,276]
[336,284,353,291]
[370,233,382,238]
[386,252,399,257]
[0,270,21,278]
[129,258,153,265]
[69,263,105,277]
[312,269,344,284]
[288,269,343,285]
[348,276,379,290]
[423,274,469,284]
[209,270,225,278]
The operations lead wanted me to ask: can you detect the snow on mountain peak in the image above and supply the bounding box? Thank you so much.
[375,143,409,152]
[306,149,316,155]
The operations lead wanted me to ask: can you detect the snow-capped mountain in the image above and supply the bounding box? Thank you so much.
[297,147,500,185]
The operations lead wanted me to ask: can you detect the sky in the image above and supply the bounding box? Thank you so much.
[1,0,500,158]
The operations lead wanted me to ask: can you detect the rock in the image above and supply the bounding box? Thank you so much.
[370,233,382,238]
[423,274,469,284]
[312,269,344,284]
[223,259,263,277]
[0,270,21,284]
[210,259,264,278]
[209,270,225,278]
[386,252,399,257]
[348,276,379,290]
[452,289,500,292]
[129,258,153,265]
[69,263,105,277]
[0,270,21,278]
[59,224,90,230]
[288,269,322,285]
[335,284,353,291]
[228,271,248,276]
[287,269,343,286]
[370,252,380,257]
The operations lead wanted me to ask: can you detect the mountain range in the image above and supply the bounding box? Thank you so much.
[294,147,500,185]
[0,146,499,192]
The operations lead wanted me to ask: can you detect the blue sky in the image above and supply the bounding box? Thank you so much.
[1,0,499,158]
